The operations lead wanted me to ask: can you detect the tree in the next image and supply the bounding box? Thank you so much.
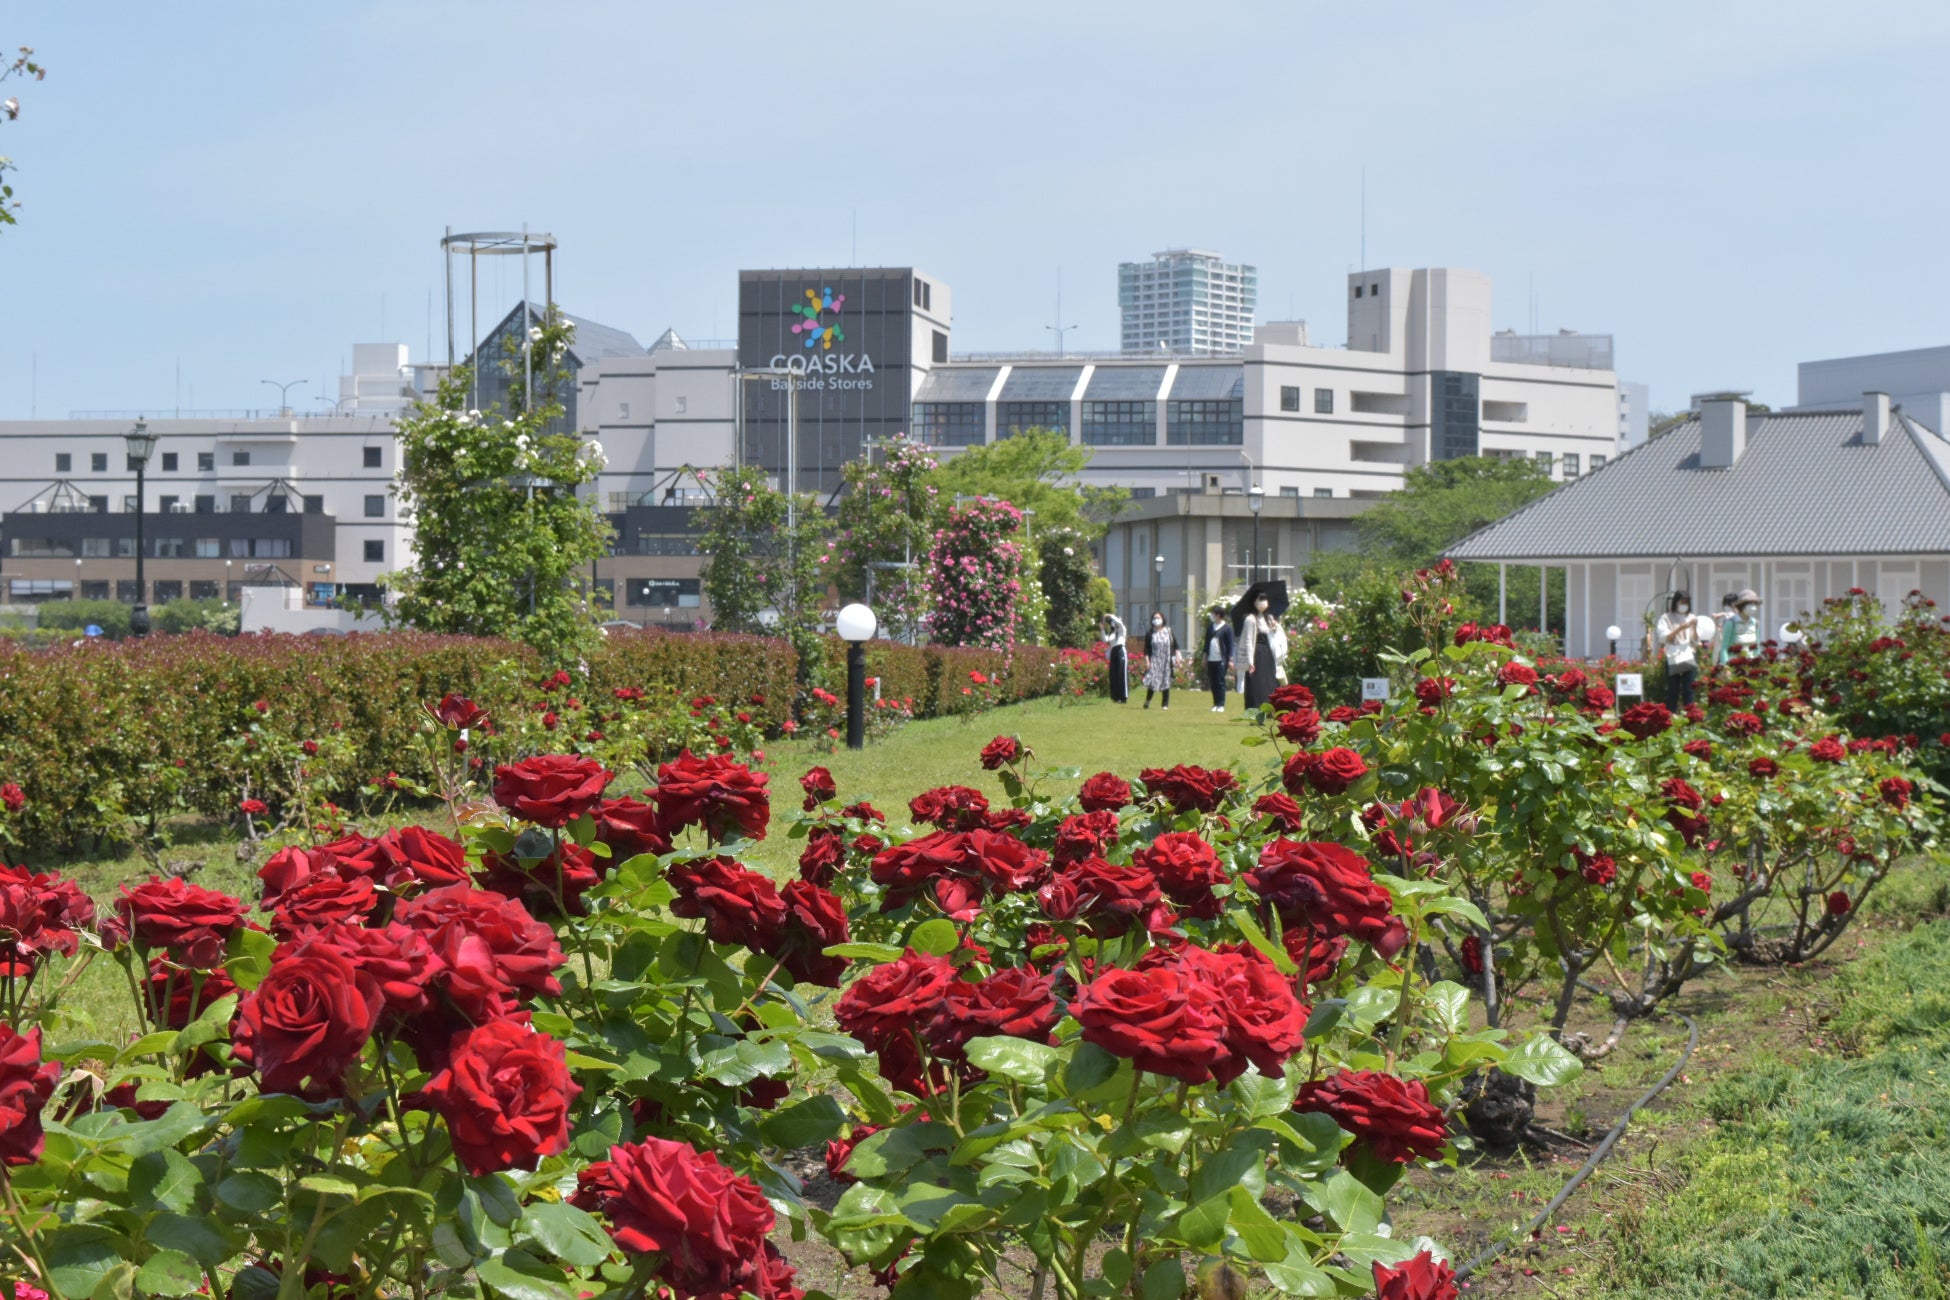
[1355,456,1556,566]
[1,46,47,232]
[934,428,1127,535]
[925,499,1029,650]
[1037,526,1096,649]
[830,436,939,642]
[700,464,832,670]
[387,312,611,664]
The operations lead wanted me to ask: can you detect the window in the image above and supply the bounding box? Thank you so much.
[932,329,948,364]
[626,577,702,608]
[618,402,630,420]
[189,580,219,601]
[80,538,111,558]
[116,537,135,557]
[229,495,252,514]
[153,581,183,604]
[1590,454,1608,470]
[303,495,323,514]
[1279,486,1300,497]
[1354,286,1363,299]
[1128,487,1157,499]
[669,394,686,415]
[122,495,139,514]
[1562,453,1582,478]
[1315,487,1334,498]
[232,451,250,467]
[197,452,214,472]
[194,495,215,514]
[363,446,382,468]
[154,538,185,558]
[263,495,288,515]
[1314,388,1334,414]
[1166,399,1242,446]
[54,453,70,473]
[115,580,141,603]
[252,538,293,559]
[159,495,179,513]
[161,452,178,472]
[194,538,220,558]
[91,453,107,472]
[89,495,108,514]
[80,581,110,601]
[1371,283,1379,295]
[996,401,1068,439]
[364,540,385,563]
[1431,372,1481,461]
[1279,386,1300,412]
[913,402,985,447]
[9,580,76,603]
[364,495,384,518]
[1081,400,1156,446]
[1534,451,1553,472]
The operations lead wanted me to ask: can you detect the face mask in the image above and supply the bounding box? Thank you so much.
[1256,601,1268,611]
[1741,605,1757,617]
[1677,603,1690,615]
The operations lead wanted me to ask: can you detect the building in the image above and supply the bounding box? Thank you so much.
[1118,250,1257,356]
[1617,380,1650,450]
[1445,395,1950,658]
[469,303,652,435]
[1797,344,1950,435]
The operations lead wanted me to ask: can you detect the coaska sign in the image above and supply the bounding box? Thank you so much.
[766,349,877,391]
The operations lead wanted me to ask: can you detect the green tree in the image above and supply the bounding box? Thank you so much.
[1037,525,1096,649]
[386,311,611,664]
[1,46,47,231]
[700,464,832,672]
[831,437,939,642]
[934,428,1127,535]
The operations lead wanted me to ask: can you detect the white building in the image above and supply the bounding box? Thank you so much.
[1797,344,1950,435]
[1618,380,1650,450]
[1118,250,1257,356]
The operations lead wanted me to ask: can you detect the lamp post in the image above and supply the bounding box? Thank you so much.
[1606,624,1622,660]
[836,603,877,751]
[260,379,308,417]
[73,557,81,602]
[124,419,158,635]
[1247,483,1264,583]
[1152,554,1165,620]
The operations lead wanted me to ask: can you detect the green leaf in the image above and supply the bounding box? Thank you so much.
[700,1037,793,1086]
[1228,1185,1290,1263]
[144,1213,233,1269]
[844,1125,949,1180]
[823,942,905,964]
[519,1201,613,1269]
[128,1148,202,1213]
[1305,1170,1383,1233]
[43,1226,124,1300]
[476,1249,577,1300]
[121,1100,213,1156]
[1301,1000,1347,1039]
[1140,1258,1186,1300]
[1190,1130,1270,1203]
[1229,907,1298,975]
[908,918,960,956]
[1263,1245,1336,1296]
[1422,895,1491,929]
[962,1036,1057,1086]
[134,1250,204,1297]
[1061,1041,1121,1096]
[1423,981,1470,1035]
[224,925,277,991]
[297,1174,361,1197]
[216,1171,282,1214]
[759,1094,848,1149]
[1500,1033,1584,1086]
[1177,1192,1231,1251]
[470,1173,523,1228]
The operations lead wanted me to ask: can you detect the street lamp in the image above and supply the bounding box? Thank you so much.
[836,603,877,751]
[124,418,158,635]
[73,557,81,602]
[1247,483,1265,583]
[1152,553,1165,620]
[1606,624,1623,659]
[261,378,308,416]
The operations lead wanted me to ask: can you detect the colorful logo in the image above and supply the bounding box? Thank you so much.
[790,286,846,350]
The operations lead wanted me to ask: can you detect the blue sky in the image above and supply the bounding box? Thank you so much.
[4,1,1947,419]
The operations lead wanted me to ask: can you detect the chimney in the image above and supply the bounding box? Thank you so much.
[1863,391,1891,445]
[1698,396,1748,468]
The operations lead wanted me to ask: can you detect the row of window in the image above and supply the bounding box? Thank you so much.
[10,537,386,562]
[913,401,1245,447]
[52,447,386,474]
[39,493,385,516]
[1530,451,1607,478]
[1279,386,1337,414]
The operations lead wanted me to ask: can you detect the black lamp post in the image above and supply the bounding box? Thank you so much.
[1247,483,1264,583]
[836,603,877,751]
[124,418,158,635]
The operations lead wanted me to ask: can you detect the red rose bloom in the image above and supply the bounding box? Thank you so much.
[1268,683,1317,712]
[1582,685,1616,713]
[316,833,389,881]
[655,751,771,842]
[1826,890,1852,916]
[1279,758,1314,805]
[1293,1069,1449,1164]
[569,1138,785,1300]
[1325,705,1364,724]
[493,754,612,829]
[232,938,383,1099]
[1282,929,1349,990]
[0,1025,59,1166]
[1880,777,1913,809]
[395,884,566,1016]
[928,965,1060,1057]
[1808,737,1848,763]
[1276,709,1324,746]
[475,842,604,919]
[115,877,247,968]
[798,826,846,886]
[1061,858,1168,937]
[1496,662,1539,689]
[1135,831,1228,919]
[1749,756,1780,778]
[1053,810,1121,867]
[1180,946,1309,1085]
[431,693,488,730]
[823,1123,881,1184]
[1413,677,1455,708]
[270,874,378,940]
[979,735,1022,770]
[310,922,436,1022]
[375,825,473,893]
[1138,765,1240,814]
[1244,841,1404,953]
[1306,748,1369,796]
[1620,702,1674,739]
[908,785,990,830]
[870,829,1049,914]
[1373,1250,1460,1300]
[768,880,850,987]
[1253,792,1306,833]
[1682,739,1714,760]
[423,1019,580,1176]
[1576,850,1617,886]
[800,766,837,810]
[0,865,94,966]
[1661,777,1705,810]
[1077,772,1133,813]
[833,949,957,1049]
[238,797,268,816]
[591,798,671,860]
[668,857,787,951]
[1072,964,1229,1084]
[1725,711,1764,737]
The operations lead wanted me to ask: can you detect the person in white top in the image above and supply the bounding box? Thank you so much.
[1654,590,1710,709]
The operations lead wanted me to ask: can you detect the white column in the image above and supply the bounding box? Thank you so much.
[1498,563,1507,625]
[1539,564,1548,636]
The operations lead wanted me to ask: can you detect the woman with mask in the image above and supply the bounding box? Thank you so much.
[1201,605,1234,712]
[1100,612,1130,703]
[1655,590,1706,708]
[1238,593,1281,710]
[1717,589,1763,666]
[1141,611,1180,708]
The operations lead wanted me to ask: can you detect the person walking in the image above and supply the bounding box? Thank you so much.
[1716,589,1763,666]
[1201,606,1234,711]
[1655,590,1706,708]
[1141,611,1180,709]
[1239,593,1282,710]
[1100,613,1130,704]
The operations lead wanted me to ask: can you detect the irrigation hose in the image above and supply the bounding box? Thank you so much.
[1451,1011,1700,1282]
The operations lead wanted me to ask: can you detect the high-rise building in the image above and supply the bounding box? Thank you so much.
[1118,250,1257,355]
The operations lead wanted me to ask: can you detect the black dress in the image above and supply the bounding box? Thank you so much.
[1243,617,1277,709]
[1108,643,1129,702]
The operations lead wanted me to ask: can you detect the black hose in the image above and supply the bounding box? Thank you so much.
[1452,1011,1699,1282]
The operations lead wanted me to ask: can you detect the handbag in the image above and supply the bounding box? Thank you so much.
[1268,621,1289,683]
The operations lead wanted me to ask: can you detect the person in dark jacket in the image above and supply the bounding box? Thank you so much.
[1200,606,1234,711]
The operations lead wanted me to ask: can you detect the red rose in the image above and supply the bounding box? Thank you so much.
[1244,841,1404,953]
[1880,777,1913,809]
[395,884,565,1017]
[0,865,93,965]
[270,874,378,940]
[908,785,990,830]
[1138,765,1240,814]
[1748,756,1780,778]
[423,1019,580,1176]
[1459,934,1485,976]
[1826,890,1852,916]
[1725,711,1764,736]
[979,735,1022,770]
[257,846,344,910]
[1620,702,1673,739]
[1061,858,1168,937]
[870,829,1049,914]
[833,949,956,1049]
[1072,964,1229,1084]
[1582,685,1616,712]
[115,877,247,968]
[1661,778,1705,810]
[0,1025,59,1166]
[592,798,671,860]
[431,693,488,730]
[238,797,268,816]
[1281,755,1314,799]
[1276,710,1323,746]
[317,833,388,881]
[1293,1069,1448,1164]
[232,938,383,1099]
[1179,946,1309,1085]
[1412,677,1455,708]
[1682,739,1714,760]
[1496,662,1539,689]
[1135,832,1228,919]
[1282,929,1348,990]
[982,807,1034,832]
[1808,737,1847,763]
[768,880,850,986]
[1268,683,1317,712]
[655,751,771,842]
[476,842,604,918]
[668,857,787,951]
[1576,850,1617,886]
[309,922,436,1022]
[842,800,886,824]
[800,766,837,810]
[1373,1250,1460,1300]
[824,1123,881,1184]
[1306,748,1369,797]
[1326,705,1364,724]
[570,1138,786,1300]
[375,825,473,893]
[1077,772,1133,813]
[1666,808,1711,847]
[493,754,612,829]
[798,826,845,886]
[928,965,1059,1057]
[1053,811,1121,867]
